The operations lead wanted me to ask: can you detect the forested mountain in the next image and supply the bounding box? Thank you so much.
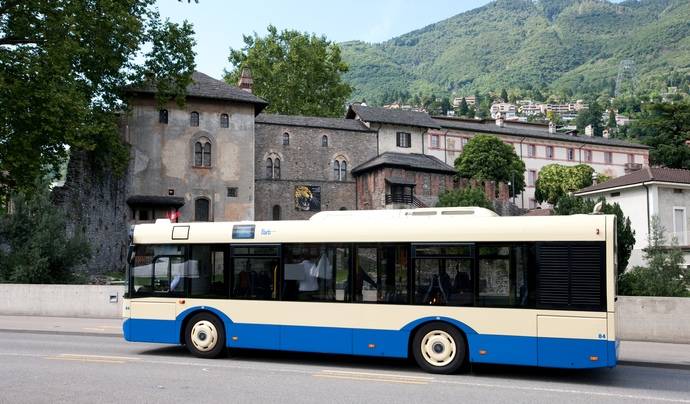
[340,0,690,104]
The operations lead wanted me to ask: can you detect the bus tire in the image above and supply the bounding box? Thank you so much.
[184,312,226,359]
[412,322,466,374]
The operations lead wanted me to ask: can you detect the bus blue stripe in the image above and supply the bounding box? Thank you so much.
[123,316,617,369]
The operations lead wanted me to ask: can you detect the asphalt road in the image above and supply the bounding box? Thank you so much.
[0,331,689,404]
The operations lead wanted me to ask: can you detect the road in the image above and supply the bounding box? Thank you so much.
[0,331,689,404]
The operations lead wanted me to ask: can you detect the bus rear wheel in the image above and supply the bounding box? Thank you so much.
[185,313,226,359]
[412,322,466,374]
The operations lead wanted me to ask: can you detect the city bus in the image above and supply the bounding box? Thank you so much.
[123,207,618,374]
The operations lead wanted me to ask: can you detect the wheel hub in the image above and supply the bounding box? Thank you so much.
[191,320,218,352]
[421,330,457,367]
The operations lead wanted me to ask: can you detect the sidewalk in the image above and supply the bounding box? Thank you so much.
[1,315,688,369]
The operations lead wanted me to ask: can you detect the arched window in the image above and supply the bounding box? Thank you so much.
[282,132,290,146]
[340,160,347,181]
[194,138,211,167]
[220,113,229,128]
[194,198,210,222]
[333,160,340,180]
[322,135,328,147]
[274,158,281,179]
[190,111,199,127]
[266,158,273,178]
[272,205,281,220]
[159,109,168,124]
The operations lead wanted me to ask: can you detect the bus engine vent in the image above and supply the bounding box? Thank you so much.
[536,243,605,312]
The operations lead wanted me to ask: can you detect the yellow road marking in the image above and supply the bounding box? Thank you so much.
[82,327,107,332]
[45,357,126,364]
[320,369,433,381]
[58,354,140,361]
[313,373,428,385]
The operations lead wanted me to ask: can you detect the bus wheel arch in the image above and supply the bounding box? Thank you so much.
[409,321,468,374]
[182,311,227,359]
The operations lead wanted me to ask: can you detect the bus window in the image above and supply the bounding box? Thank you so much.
[189,245,228,298]
[355,245,408,304]
[415,258,473,306]
[131,245,186,296]
[230,245,279,300]
[476,244,535,308]
[282,244,350,302]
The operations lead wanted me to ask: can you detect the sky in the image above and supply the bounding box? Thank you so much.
[157,0,494,79]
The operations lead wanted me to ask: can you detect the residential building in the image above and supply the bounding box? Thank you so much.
[452,96,476,108]
[490,102,517,119]
[575,167,690,268]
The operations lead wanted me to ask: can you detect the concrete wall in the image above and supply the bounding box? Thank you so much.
[617,296,690,343]
[0,284,125,318]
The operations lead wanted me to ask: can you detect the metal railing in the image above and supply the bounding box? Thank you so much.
[385,194,412,204]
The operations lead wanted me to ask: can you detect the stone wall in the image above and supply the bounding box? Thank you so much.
[254,122,377,220]
[52,150,130,276]
[0,284,125,318]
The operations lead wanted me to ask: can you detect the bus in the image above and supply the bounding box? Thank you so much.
[123,207,618,374]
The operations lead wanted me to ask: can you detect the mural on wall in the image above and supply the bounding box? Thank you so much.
[295,185,321,211]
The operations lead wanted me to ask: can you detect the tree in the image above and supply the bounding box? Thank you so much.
[575,100,604,136]
[225,25,352,117]
[618,216,690,297]
[455,135,526,197]
[630,102,690,169]
[0,182,90,283]
[554,195,635,277]
[500,88,508,102]
[458,97,469,117]
[0,0,197,199]
[440,97,451,115]
[534,164,594,205]
[437,187,492,210]
[607,109,617,129]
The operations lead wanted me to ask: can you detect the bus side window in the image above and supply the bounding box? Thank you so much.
[354,245,408,304]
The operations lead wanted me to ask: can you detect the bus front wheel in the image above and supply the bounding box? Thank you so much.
[184,312,226,359]
[412,322,466,374]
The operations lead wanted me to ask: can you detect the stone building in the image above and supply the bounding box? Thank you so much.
[254,114,377,220]
[123,71,267,223]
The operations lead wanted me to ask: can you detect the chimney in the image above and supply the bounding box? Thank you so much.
[603,129,610,138]
[548,121,556,134]
[592,172,598,185]
[238,68,253,93]
[585,124,593,137]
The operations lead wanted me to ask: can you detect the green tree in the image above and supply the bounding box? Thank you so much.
[458,97,469,117]
[534,164,594,205]
[436,187,492,210]
[575,100,605,136]
[0,182,90,283]
[607,109,617,129]
[0,0,197,200]
[440,97,451,115]
[618,216,690,297]
[630,102,690,168]
[555,195,636,276]
[455,135,526,197]
[500,88,508,102]
[226,25,352,117]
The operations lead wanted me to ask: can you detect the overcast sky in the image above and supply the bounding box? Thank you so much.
[157,0,494,78]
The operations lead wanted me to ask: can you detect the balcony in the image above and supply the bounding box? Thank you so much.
[385,193,412,204]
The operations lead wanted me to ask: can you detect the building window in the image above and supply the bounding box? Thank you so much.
[272,205,281,220]
[194,138,212,167]
[195,198,210,222]
[282,132,290,146]
[322,135,328,147]
[605,151,613,164]
[585,149,592,162]
[333,160,340,180]
[266,157,280,179]
[461,138,468,149]
[430,134,439,148]
[190,111,199,127]
[396,132,411,148]
[546,146,554,159]
[423,174,431,196]
[333,158,347,181]
[528,170,537,186]
[567,148,575,161]
[159,109,168,124]
[220,113,229,128]
[610,192,620,197]
[527,144,536,157]
[529,198,537,209]
[227,187,238,197]
[674,189,683,194]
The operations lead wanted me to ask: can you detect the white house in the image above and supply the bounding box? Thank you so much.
[575,167,690,268]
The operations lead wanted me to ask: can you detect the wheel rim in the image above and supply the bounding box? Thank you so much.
[420,330,456,367]
[190,320,218,352]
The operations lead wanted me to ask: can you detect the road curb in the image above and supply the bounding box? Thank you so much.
[618,360,690,371]
[0,328,121,338]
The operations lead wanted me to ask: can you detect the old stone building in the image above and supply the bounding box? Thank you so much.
[124,71,267,223]
[254,114,377,220]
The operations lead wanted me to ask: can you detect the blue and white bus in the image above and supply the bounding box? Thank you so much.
[123,207,618,373]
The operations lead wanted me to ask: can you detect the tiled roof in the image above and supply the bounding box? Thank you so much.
[433,116,648,150]
[128,71,268,112]
[346,104,440,129]
[351,152,455,175]
[576,167,690,194]
[256,113,373,132]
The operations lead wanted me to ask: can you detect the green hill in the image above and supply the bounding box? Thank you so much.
[340,0,690,104]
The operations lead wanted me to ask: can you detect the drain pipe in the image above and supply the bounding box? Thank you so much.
[643,182,651,236]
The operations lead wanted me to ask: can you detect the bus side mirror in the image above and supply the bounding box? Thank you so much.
[128,245,135,265]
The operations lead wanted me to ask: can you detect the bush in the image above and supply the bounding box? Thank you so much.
[0,183,90,283]
[436,187,492,210]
